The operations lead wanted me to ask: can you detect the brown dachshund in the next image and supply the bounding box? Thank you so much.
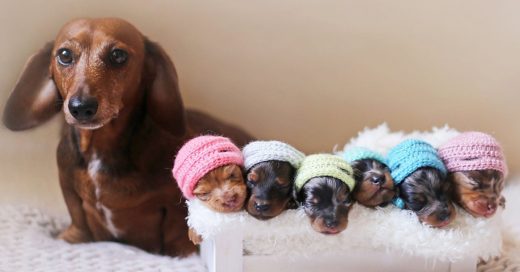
[2,18,253,257]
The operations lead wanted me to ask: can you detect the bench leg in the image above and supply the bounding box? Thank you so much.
[200,229,243,272]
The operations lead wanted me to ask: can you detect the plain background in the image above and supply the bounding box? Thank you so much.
[0,1,519,214]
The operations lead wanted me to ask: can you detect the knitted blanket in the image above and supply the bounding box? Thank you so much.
[0,206,205,272]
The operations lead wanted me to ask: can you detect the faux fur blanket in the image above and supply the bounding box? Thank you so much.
[187,125,503,262]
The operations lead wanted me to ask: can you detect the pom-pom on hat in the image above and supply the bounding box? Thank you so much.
[438,132,508,176]
[294,154,355,193]
[242,140,305,171]
[172,135,244,199]
[387,139,447,184]
[343,146,387,165]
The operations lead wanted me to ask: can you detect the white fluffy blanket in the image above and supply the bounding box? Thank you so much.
[187,124,503,262]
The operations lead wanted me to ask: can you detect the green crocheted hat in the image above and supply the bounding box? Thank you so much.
[294,154,355,192]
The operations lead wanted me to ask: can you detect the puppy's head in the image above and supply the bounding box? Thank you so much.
[193,164,247,213]
[297,177,353,235]
[449,170,504,218]
[398,167,456,227]
[245,161,296,220]
[352,159,395,207]
[4,18,185,136]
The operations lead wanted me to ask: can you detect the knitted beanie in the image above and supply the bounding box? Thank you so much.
[387,139,447,184]
[242,140,305,171]
[172,135,244,199]
[438,132,508,176]
[343,146,387,165]
[294,154,355,193]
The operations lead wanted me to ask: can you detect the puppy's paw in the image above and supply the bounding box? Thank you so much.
[499,196,506,208]
[188,228,203,245]
[58,225,92,243]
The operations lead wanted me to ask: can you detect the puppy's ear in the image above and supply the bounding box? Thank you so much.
[144,39,186,136]
[3,42,62,131]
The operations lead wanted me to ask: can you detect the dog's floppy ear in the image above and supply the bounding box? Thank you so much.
[144,39,186,136]
[3,42,62,131]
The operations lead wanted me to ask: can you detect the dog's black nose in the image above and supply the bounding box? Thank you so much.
[254,202,270,212]
[437,210,451,221]
[68,96,98,121]
[324,219,338,228]
[371,175,385,185]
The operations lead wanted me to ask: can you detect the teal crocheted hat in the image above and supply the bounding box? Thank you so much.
[343,146,387,165]
[387,139,447,184]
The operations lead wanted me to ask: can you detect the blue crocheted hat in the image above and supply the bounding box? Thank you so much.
[343,146,387,165]
[387,139,447,184]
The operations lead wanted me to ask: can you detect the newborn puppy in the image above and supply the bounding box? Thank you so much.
[439,132,508,218]
[294,154,356,235]
[343,147,395,207]
[388,139,456,228]
[242,141,305,220]
[173,135,247,244]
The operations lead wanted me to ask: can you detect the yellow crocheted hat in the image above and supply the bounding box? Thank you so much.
[294,154,355,192]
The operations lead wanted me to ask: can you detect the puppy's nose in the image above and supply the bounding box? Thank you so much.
[437,210,451,222]
[68,96,98,121]
[324,219,338,228]
[254,202,270,212]
[371,175,385,185]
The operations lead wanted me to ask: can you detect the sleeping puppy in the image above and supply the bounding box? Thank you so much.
[242,141,305,220]
[343,147,395,207]
[294,154,356,235]
[388,139,456,228]
[439,132,508,218]
[172,135,247,244]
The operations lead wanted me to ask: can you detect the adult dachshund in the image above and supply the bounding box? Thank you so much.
[2,18,253,256]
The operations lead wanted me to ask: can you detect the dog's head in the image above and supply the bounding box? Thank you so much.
[193,164,247,213]
[449,170,504,218]
[297,177,353,235]
[351,159,395,207]
[398,167,456,227]
[245,161,296,220]
[3,18,185,135]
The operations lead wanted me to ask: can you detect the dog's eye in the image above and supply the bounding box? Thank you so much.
[57,48,73,66]
[110,49,128,65]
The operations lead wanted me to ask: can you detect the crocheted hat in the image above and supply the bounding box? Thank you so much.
[438,132,508,176]
[294,154,355,193]
[172,135,244,199]
[387,139,447,184]
[343,146,387,165]
[242,140,305,171]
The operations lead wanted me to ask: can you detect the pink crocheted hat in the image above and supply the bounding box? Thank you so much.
[172,135,244,199]
[438,132,508,176]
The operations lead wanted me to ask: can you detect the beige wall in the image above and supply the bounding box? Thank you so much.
[1,1,519,212]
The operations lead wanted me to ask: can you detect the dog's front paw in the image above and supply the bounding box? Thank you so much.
[188,228,203,245]
[58,225,92,243]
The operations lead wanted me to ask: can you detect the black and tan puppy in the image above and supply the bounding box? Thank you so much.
[343,147,395,207]
[294,154,356,235]
[388,140,456,228]
[242,141,305,220]
[439,132,508,218]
